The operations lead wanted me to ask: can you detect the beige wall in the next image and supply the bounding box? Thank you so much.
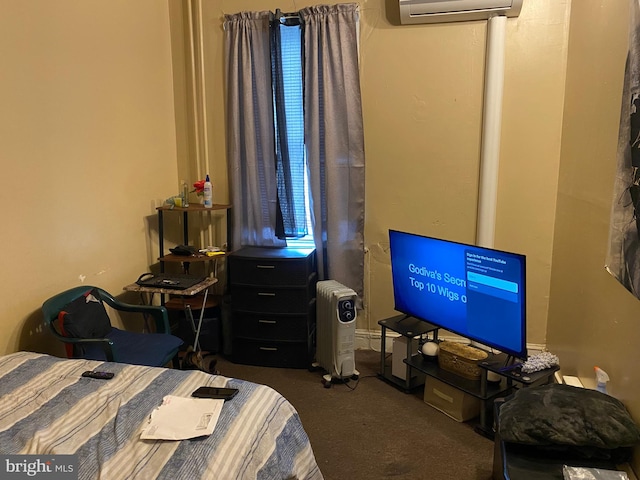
[0,0,180,355]
[361,0,569,345]
[0,0,569,359]
[547,0,640,472]
[195,0,569,349]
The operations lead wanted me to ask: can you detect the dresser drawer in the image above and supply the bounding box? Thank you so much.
[232,309,313,341]
[229,247,316,286]
[228,246,317,368]
[232,339,311,368]
[231,285,314,314]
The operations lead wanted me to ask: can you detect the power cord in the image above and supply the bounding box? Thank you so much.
[339,373,377,391]
[332,360,378,391]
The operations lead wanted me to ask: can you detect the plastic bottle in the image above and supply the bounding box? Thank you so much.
[182,180,189,208]
[203,174,212,208]
[594,366,610,394]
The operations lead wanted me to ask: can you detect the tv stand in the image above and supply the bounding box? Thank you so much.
[497,354,521,370]
[479,354,558,387]
[377,315,561,440]
[406,351,558,438]
[378,315,560,437]
[395,314,414,324]
[377,315,438,392]
[404,348,510,435]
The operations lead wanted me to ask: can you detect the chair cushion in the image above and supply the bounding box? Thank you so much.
[81,328,183,367]
[59,288,112,339]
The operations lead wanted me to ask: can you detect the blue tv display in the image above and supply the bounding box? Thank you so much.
[389,230,527,359]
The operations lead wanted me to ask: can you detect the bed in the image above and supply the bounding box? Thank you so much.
[0,351,323,480]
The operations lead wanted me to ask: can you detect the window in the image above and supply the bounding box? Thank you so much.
[272,18,314,248]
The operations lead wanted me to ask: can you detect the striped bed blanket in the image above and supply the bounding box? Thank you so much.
[0,352,323,480]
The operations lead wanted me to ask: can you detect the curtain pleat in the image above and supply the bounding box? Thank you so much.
[224,12,286,249]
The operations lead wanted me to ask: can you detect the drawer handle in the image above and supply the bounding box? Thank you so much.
[259,347,278,351]
[258,320,277,324]
[256,265,275,269]
[258,292,276,297]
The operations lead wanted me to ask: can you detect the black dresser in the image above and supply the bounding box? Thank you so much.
[228,246,317,368]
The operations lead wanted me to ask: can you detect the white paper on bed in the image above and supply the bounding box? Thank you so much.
[140,395,224,440]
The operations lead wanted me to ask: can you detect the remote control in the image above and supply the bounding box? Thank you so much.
[82,371,114,380]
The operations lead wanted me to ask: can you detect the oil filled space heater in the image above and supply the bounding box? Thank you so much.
[315,280,359,386]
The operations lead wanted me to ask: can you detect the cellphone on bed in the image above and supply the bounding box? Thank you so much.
[82,371,114,380]
[192,386,239,400]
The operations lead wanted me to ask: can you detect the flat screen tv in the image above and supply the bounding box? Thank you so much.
[389,229,527,359]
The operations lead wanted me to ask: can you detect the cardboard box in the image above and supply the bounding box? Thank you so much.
[423,377,480,422]
[392,336,418,380]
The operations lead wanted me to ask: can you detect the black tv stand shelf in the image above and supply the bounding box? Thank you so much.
[405,353,507,399]
[479,354,560,388]
[411,350,558,438]
[377,314,560,438]
[377,315,439,392]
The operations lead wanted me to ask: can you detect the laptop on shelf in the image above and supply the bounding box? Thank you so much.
[135,273,207,290]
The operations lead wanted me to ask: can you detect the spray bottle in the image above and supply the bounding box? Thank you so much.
[203,174,213,208]
[182,180,189,208]
[594,366,610,394]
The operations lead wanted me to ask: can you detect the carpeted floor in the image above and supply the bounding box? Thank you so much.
[215,349,495,480]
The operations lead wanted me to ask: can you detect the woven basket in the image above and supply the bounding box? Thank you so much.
[438,341,488,380]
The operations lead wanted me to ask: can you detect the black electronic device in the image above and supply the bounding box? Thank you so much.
[191,386,239,400]
[135,273,206,290]
[82,371,114,380]
[389,229,527,360]
[169,244,198,256]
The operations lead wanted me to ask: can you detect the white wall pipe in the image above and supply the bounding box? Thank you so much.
[187,0,202,180]
[195,0,216,246]
[187,0,216,248]
[196,0,210,178]
[476,14,507,249]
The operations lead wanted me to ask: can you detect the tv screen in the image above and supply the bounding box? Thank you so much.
[389,229,527,359]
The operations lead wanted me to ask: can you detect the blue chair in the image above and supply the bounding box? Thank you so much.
[42,286,183,367]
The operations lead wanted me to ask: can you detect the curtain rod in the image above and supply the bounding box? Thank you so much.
[274,8,300,23]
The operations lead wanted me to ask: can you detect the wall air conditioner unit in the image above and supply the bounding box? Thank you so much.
[399,0,523,25]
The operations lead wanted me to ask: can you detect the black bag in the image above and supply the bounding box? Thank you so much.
[169,245,197,256]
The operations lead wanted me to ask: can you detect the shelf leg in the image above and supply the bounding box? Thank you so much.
[478,369,491,437]
[158,210,165,274]
[379,324,387,376]
[192,289,209,352]
[183,211,189,245]
[405,337,412,390]
[185,304,196,333]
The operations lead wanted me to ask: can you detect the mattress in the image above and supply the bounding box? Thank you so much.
[0,351,323,480]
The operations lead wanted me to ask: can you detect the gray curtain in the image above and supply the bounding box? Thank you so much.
[300,4,366,299]
[223,4,366,300]
[224,11,286,249]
